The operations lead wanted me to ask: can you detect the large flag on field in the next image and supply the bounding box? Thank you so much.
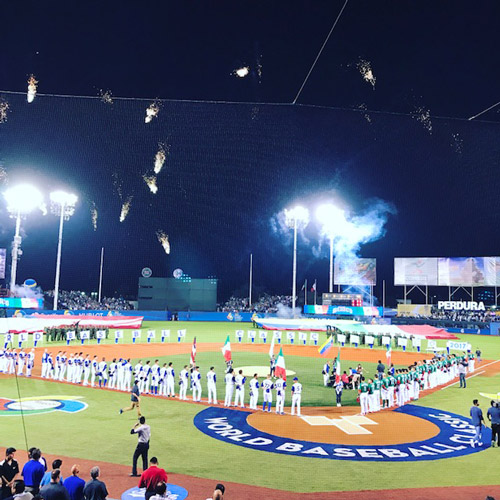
[386,343,392,364]
[275,347,287,381]
[190,337,197,365]
[221,335,232,361]
[318,336,334,357]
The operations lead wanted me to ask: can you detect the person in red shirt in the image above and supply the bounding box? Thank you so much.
[138,458,167,500]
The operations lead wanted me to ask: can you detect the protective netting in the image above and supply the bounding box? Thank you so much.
[1,92,500,299]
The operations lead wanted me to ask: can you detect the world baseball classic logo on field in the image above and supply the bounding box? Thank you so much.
[194,405,492,462]
[0,396,88,416]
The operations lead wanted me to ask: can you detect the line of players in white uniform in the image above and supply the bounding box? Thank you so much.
[0,348,36,377]
[34,349,304,415]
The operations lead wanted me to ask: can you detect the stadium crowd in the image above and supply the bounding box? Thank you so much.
[219,294,293,313]
[0,448,226,500]
[43,291,133,311]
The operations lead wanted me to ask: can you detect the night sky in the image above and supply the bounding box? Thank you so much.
[1,1,500,304]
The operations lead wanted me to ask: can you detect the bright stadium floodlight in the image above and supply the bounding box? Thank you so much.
[50,190,78,310]
[316,203,346,293]
[284,205,309,315]
[4,184,43,293]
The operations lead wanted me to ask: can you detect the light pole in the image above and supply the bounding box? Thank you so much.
[50,191,77,310]
[316,204,346,293]
[285,206,309,314]
[4,184,43,293]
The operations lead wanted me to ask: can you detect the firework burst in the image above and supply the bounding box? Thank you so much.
[154,143,167,174]
[27,75,38,103]
[143,174,158,194]
[0,99,9,123]
[357,59,376,89]
[98,89,113,105]
[90,203,98,231]
[119,196,133,222]
[156,230,171,254]
[145,101,160,123]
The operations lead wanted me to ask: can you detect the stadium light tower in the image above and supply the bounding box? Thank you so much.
[285,206,309,314]
[4,184,44,293]
[50,191,78,310]
[316,203,347,293]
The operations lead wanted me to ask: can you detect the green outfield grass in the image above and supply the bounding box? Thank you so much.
[1,370,500,493]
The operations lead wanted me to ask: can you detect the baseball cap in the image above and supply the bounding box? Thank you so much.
[6,447,16,454]
[293,377,298,381]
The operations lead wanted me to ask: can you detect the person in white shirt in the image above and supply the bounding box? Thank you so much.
[58,352,67,381]
[158,363,168,396]
[207,367,217,404]
[322,361,330,386]
[234,370,246,408]
[134,360,143,381]
[16,349,25,377]
[191,366,202,402]
[123,359,133,391]
[262,374,274,412]
[25,349,35,377]
[249,374,260,410]
[0,347,6,373]
[117,358,126,390]
[275,375,286,414]
[83,355,91,386]
[67,355,76,383]
[151,360,160,395]
[90,355,98,387]
[53,351,61,380]
[40,349,49,378]
[291,377,302,416]
[98,357,108,388]
[142,361,152,394]
[108,358,118,389]
[8,350,16,375]
[179,365,189,400]
[166,363,175,397]
[224,369,235,407]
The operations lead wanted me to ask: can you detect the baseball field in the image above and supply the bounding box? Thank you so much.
[1,321,500,500]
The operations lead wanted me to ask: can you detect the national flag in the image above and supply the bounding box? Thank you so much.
[300,281,306,291]
[386,344,392,364]
[274,347,287,381]
[311,280,316,292]
[221,335,232,361]
[190,337,197,365]
[269,331,275,358]
[318,336,334,357]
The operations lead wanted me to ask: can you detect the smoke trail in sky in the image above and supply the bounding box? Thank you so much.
[143,174,158,194]
[154,143,167,174]
[119,196,133,222]
[90,203,98,231]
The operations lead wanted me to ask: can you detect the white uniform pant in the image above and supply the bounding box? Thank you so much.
[234,388,244,407]
[17,360,25,376]
[374,390,381,411]
[124,375,132,392]
[469,361,475,373]
[166,378,175,396]
[368,393,376,413]
[388,387,395,406]
[224,385,234,406]
[397,386,405,406]
[26,363,33,377]
[291,394,301,416]
[41,362,48,378]
[207,383,217,404]
[159,381,167,396]
[91,371,96,387]
[276,393,284,413]
[413,380,420,399]
[83,368,90,385]
[192,383,201,402]
[323,373,329,386]
[180,382,188,400]
[66,366,74,382]
[249,390,258,409]
[360,393,369,414]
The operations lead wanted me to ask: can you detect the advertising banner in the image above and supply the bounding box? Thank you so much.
[394,257,438,286]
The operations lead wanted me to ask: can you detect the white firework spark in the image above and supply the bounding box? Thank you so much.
[98,89,113,105]
[154,143,167,174]
[145,101,160,123]
[233,66,250,78]
[0,99,9,123]
[143,174,158,194]
[357,103,372,123]
[357,59,376,89]
[156,230,170,254]
[27,75,38,103]
[90,203,98,231]
[412,105,433,134]
[119,196,133,222]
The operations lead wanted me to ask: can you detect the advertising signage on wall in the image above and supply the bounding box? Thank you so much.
[334,258,376,286]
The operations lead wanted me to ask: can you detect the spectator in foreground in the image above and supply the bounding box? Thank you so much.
[138,458,167,500]
[40,461,64,488]
[205,484,225,500]
[62,466,84,500]
[39,471,69,500]
[22,449,45,495]
[82,467,107,500]
[3,480,33,500]
[487,400,500,448]
[0,447,20,499]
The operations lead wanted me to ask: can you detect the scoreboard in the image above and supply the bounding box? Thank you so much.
[322,293,363,307]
